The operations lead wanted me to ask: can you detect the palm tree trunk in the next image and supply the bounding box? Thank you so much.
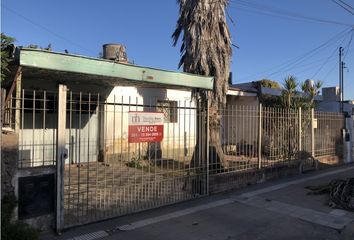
[208,93,226,171]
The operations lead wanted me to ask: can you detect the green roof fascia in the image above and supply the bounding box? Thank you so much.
[19,48,214,90]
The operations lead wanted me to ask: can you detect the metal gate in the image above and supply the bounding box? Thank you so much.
[56,85,208,230]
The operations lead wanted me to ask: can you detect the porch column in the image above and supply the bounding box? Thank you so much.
[14,70,22,131]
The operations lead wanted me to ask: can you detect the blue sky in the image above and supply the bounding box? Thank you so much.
[2,0,354,99]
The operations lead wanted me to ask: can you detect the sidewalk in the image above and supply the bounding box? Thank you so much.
[41,165,354,240]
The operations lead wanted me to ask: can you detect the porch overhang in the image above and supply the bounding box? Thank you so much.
[16,48,214,90]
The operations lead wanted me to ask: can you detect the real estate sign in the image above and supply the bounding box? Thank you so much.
[128,112,164,143]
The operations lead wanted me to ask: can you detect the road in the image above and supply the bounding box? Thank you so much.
[41,164,354,240]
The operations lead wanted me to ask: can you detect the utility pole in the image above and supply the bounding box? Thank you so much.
[339,47,344,113]
[342,61,346,111]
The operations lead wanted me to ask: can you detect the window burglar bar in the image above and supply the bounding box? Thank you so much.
[4,90,59,168]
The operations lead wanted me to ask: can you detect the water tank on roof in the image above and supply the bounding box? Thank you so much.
[102,44,128,63]
[305,79,314,89]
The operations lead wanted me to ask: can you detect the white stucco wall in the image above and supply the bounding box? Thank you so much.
[223,95,259,154]
[103,87,197,162]
[18,86,197,166]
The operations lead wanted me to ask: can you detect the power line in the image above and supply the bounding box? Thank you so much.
[265,29,353,79]
[225,8,239,48]
[311,46,342,79]
[237,27,352,81]
[322,40,353,79]
[312,29,353,78]
[321,60,339,81]
[289,58,338,76]
[344,29,354,59]
[338,0,354,10]
[229,0,354,83]
[2,4,95,55]
[229,0,354,27]
[332,0,354,16]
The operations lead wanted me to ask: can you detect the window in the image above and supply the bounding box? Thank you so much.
[23,94,41,113]
[46,95,57,113]
[157,100,178,123]
[76,96,98,114]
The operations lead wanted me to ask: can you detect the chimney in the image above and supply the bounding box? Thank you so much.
[228,72,233,85]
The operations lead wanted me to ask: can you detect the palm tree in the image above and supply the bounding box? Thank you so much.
[281,75,299,109]
[301,80,323,108]
[281,76,323,109]
[280,76,299,161]
[172,0,232,168]
[280,76,323,161]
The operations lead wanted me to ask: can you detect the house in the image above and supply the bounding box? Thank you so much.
[315,86,354,163]
[226,82,259,106]
[1,45,213,231]
[315,86,354,114]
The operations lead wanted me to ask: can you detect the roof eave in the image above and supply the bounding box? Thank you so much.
[18,48,214,90]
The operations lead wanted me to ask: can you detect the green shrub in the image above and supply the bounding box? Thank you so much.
[126,158,143,169]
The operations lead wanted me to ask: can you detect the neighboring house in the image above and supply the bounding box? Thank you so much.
[315,86,354,114]
[227,82,354,116]
[227,81,286,108]
[315,86,354,163]
[227,83,259,106]
[224,84,258,153]
[225,81,352,163]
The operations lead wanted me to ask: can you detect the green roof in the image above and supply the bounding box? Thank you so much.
[18,48,214,90]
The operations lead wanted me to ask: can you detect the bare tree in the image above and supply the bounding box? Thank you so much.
[172,0,232,167]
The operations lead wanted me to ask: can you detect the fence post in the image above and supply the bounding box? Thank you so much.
[298,107,302,152]
[56,84,67,234]
[343,116,352,163]
[206,96,209,195]
[258,104,262,169]
[311,108,315,157]
[0,89,5,128]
